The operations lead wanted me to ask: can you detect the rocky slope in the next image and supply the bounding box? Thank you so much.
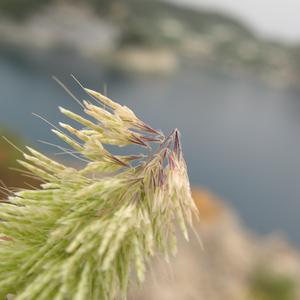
[130,189,300,300]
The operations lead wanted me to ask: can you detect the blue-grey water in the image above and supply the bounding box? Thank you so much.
[1,51,300,246]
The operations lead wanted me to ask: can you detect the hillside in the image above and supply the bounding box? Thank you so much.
[1,0,300,86]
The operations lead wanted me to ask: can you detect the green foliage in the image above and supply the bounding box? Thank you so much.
[0,129,22,167]
[0,0,52,20]
[0,85,197,299]
[249,268,297,300]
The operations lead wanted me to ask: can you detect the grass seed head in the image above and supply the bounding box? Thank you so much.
[0,84,198,300]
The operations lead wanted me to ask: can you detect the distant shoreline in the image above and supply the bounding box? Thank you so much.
[1,1,300,87]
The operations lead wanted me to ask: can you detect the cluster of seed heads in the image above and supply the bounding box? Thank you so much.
[0,84,198,300]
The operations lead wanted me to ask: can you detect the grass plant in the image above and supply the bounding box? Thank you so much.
[0,82,198,299]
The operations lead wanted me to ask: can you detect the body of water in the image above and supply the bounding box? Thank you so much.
[1,51,300,246]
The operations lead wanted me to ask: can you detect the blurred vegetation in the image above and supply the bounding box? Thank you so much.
[0,0,252,37]
[92,0,254,48]
[249,268,297,300]
[0,0,52,20]
[0,1,281,45]
[0,129,22,167]
[0,129,40,198]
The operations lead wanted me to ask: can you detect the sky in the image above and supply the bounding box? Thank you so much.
[168,0,300,42]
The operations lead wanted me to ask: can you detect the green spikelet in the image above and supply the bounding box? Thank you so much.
[0,84,198,300]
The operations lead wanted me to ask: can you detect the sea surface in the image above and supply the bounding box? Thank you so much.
[1,50,300,246]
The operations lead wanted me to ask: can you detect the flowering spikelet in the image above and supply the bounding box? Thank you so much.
[0,84,198,300]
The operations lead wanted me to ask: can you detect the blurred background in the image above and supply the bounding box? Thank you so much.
[1,0,300,299]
